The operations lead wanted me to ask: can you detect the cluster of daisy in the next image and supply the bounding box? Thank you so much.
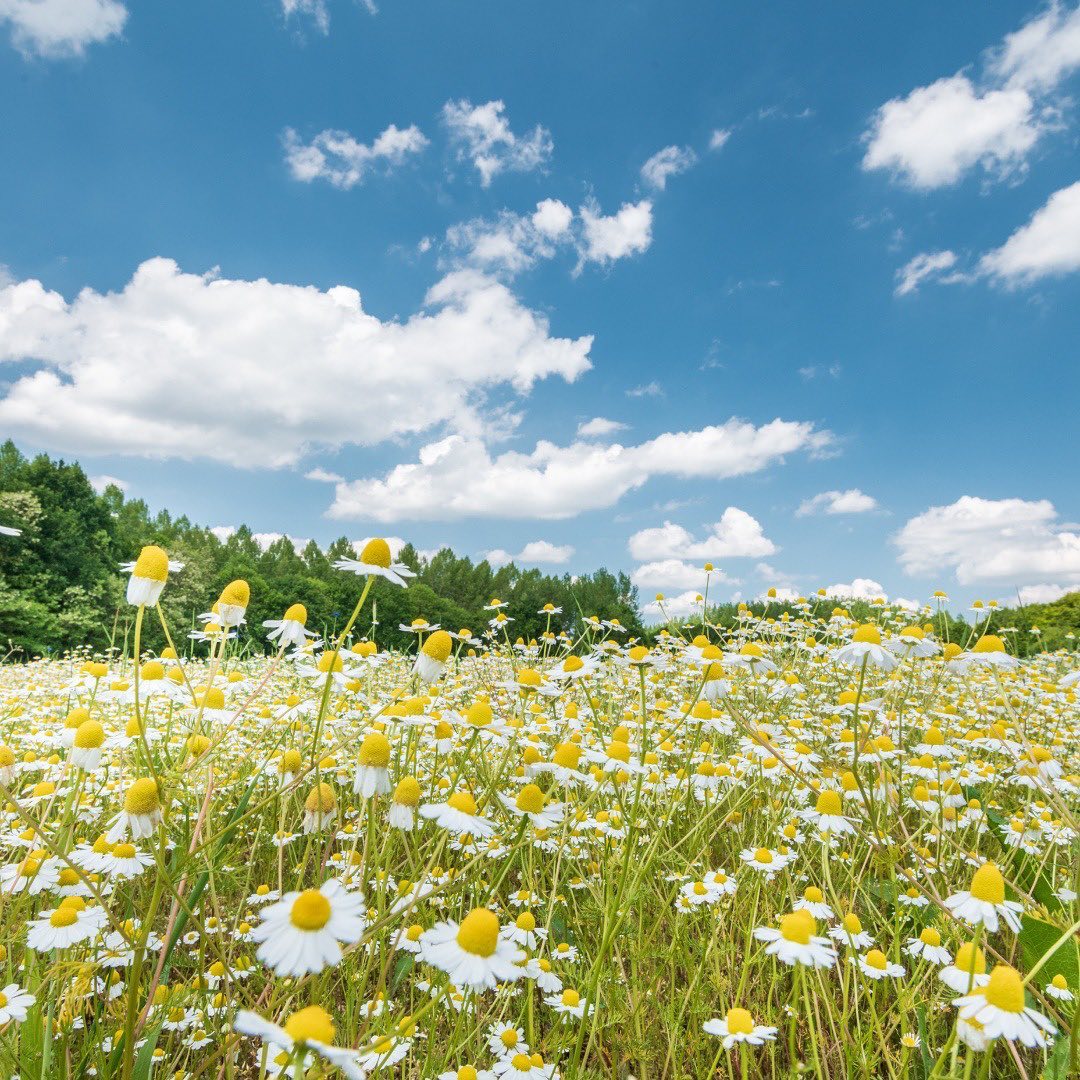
[0,544,1074,1077]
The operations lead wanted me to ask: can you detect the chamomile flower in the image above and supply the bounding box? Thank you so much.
[854,949,905,980]
[122,545,183,607]
[419,790,496,838]
[263,604,316,649]
[252,879,366,977]
[492,1053,558,1080]
[26,898,103,951]
[703,1007,778,1049]
[0,984,35,1024]
[499,784,564,828]
[940,942,990,993]
[754,910,837,968]
[904,927,952,966]
[545,988,591,1020]
[944,863,1023,933]
[107,777,164,842]
[334,537,415,587]
[415,630,454,684]
[833,624,897,671]
[420,907,524,990]
[353,731,392,797]
[389,776,422,831]
[234,1006,367,1079]
[953,964,1056,1048]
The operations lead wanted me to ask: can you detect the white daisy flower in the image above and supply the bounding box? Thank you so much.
[420,908,524,990]
[703,1007,778,1049]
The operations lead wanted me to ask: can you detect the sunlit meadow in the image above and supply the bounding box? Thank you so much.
[0,542,1077,1080]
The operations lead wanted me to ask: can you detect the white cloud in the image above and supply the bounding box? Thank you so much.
[989,2,1080,91]
[630,558,738,591]
[305,467,344,483]
[824,578,887,601]
[641,589,704,620]
[485,539,574,566]
[89,473,128,493]
[708,128,732,151]
[796,489,878,516]
[442,99,553,187]
[1,0,126,57]
[640,145,697,190]
[210,525,236,543]
[626,380,663,398]
[864,5,1080,191]
[862,75,1041,189]
[978,180,1080,285]
[578,200,653,266]
[281,0,329,33]
[628,508,778,561]
[1016,582,1071,604]
[896,496,1080,585]
[0,259,592,467]
[445,199,574,276]
[754,585,799,602]
[895,250,959,296]
[576,416,627,438]
[283,124,428,189]
[329,420,832,523]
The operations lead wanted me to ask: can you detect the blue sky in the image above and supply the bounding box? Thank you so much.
[1,0,1079,615]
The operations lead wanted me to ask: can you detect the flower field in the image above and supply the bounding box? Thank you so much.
[0,543,1077,1079]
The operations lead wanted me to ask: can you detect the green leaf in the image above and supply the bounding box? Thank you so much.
[1041,1035,1072,1080]
[1019,914,1079,992]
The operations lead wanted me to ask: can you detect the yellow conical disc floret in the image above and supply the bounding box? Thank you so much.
[74,720,105,749]
[360,538,392,568]
[283,1006,335,1045]
[983,965,1025,1013]
[954,942,987,976]
[725,1007,755,1035]
[969,863,1005,904]
[456,908,499,957]
[780,910,815,943]
[305,783,336,813]
[290,890,332,931]
[393,777,421,806]
[283,603,308,624]
[972,635,1006,654]
[133,546,170,582]
[358,732,391,768]
[816,790,843,816]
[422,631,453,663]
[219,580,250,608]
[852,624,881,645]
[124,778,160,815]
[515,784,545,814]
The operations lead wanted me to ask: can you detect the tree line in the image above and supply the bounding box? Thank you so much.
[0,441,642,659]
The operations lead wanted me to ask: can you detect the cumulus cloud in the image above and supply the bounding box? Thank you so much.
[628,507,779,561]
[283,124,428,189]
[863,76,1042,189]
[281,0,329,33]
[0,258,593,468]
[796,489,879,516]
[630,559,738,591]
[576,417,627,438]
[895,496,1080,585]
[1,0,126,57]
[329,420,832,523]
[640,145,697,190]
[305,467,344,483]
[442,99,553,187]
[978,180,1080,285]
[823,578,888,601]
[444,199,574,276]
[1017,583,1072,604]
[485,539,574,567]
[641,589,704,620]
[578,200,653,267]
[626,381,663,398]
[88,474,128,494]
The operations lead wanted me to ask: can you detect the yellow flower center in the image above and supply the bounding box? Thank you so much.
[865,949,888,970]
[51,906,79,927]
[447,791,478,816]
[511,1055,532,1071]
[562,655,584,673]
[113,843,136,859]
[360,537,392,568]
[466,702,493,727]
[455,908,499,957]
[290,890,332,931]
[515,784,545,814]
[726,1007,755,1035]
[954,943,986,976]
[739,643,763,658]
[969,863,1005,904]
[283,603,307,624]
[816,790,843,816]
[124,778,160,816]
[606,740,631,763]
[920,928,941,946]
[780,910,815,944]
[515,912,536,932]
[458,1069,478,1080]
[754,848,773,864]
[517,668,542,688]
[852,624,881,645]
[422,631,453,662]
[132,546,170,582]
[393,777,421,807]
[358,732,391,768]
[74,720,105,749]
[803,886,824,903]
[842,913,862,934]
[219,579,250,608]
[283,1005,335,1045]
[983,965,1024,1013]
[562,989,581,1007]
[972,635,1005,654]
[304,783,336,813]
